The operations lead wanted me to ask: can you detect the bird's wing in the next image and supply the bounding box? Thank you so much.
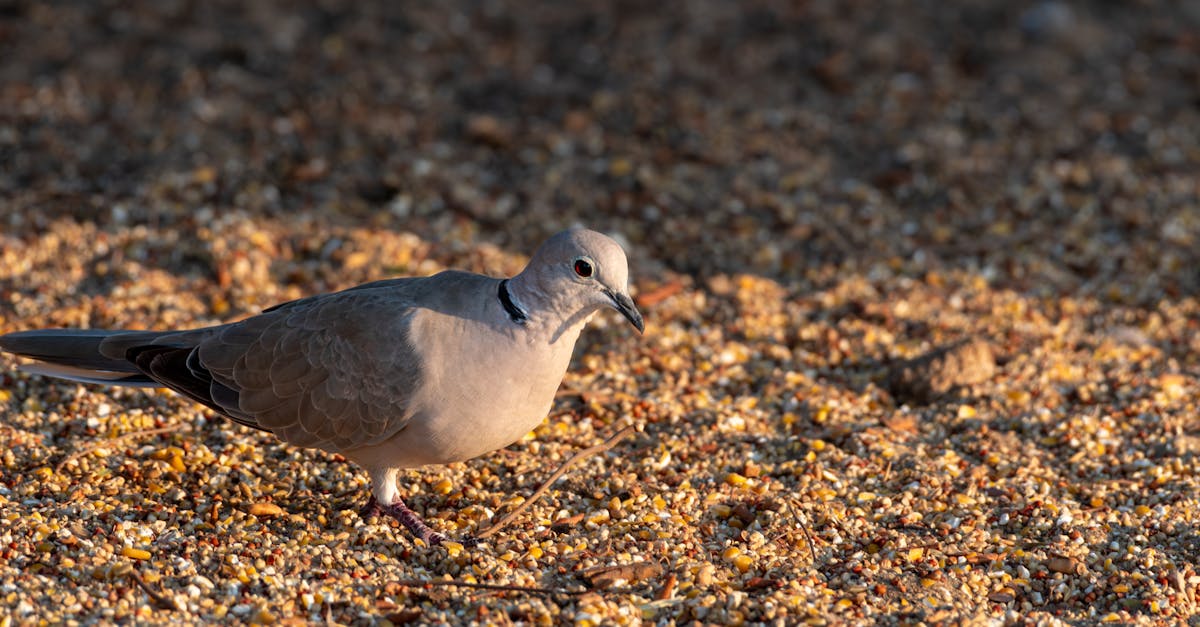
[130,285,427,452]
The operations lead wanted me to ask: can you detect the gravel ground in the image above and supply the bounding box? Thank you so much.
[2,0,1200,624]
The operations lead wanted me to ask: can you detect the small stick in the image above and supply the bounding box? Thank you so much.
[773,497,818,564]
[128,570,177,610]
[55,426,187,472]
[796,511,818,564]
[391,578,588,596]
[475,425,636,539]
[634,280,683,309]
[555,388,614,403]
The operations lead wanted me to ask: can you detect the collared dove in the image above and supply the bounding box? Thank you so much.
[0,228,644,545]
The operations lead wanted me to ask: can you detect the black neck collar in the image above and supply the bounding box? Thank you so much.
[498,280,528,324]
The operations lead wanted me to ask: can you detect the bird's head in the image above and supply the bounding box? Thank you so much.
[517,228,644,334]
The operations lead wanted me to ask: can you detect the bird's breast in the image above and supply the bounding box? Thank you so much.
[401,313,581,464]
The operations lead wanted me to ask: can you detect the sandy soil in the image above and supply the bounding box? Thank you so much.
[2,1,1199,624]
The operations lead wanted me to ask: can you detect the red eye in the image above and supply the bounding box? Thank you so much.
[573,259,593,278]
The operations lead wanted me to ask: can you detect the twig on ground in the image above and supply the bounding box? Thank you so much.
[796,512,818,564]
[554,388,615,404]
[578,561,662,589]
[634,279,683,309]
[128,570,177,610]
[773,497,818,565]
[391,578,588,596]
[475,424,636,539]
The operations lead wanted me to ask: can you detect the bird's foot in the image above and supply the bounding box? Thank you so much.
[360,495,481,548]
[380,498,449,546]
[358,495,382,521]
[460,535,482,548]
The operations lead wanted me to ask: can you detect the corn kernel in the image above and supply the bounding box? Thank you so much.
[721,546,741,561]
[122,547,151,560]
[731,554,753,573]
[152,446,184,460]
[725,473,748,488]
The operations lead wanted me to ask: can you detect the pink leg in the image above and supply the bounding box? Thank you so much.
[360,495,479,547]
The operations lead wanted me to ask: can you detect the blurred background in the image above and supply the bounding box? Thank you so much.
[2,0,1198,308]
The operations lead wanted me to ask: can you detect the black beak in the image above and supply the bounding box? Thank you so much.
[606,290,645,334]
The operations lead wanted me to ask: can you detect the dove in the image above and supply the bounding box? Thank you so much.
[0,228,644,546]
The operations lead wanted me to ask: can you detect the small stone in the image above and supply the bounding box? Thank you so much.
[887,338,996,404]
[1045,556,1082,575]
[248,503,284,518]
[988,588,1015,603]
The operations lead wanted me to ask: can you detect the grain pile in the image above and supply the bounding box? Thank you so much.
[2,1,1199,624]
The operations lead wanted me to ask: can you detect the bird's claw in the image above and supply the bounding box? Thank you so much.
[459,535,482,548]
[358,495,382,521]
[358,495,481,548]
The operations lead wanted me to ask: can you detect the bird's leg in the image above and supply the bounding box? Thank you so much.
[362,471,481,546]
[360,494,482,547]
[380,497,448,546]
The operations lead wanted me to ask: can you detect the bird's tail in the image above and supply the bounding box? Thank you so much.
[0,329,165,387]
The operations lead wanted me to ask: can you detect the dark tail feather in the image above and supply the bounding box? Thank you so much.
[0,329,162,387]
[19,362,157,387]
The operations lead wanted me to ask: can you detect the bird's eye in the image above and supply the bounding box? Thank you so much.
[573,258,594,278]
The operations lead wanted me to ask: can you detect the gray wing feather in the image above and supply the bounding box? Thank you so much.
[2,277,440,453]
[195,287,424,451]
